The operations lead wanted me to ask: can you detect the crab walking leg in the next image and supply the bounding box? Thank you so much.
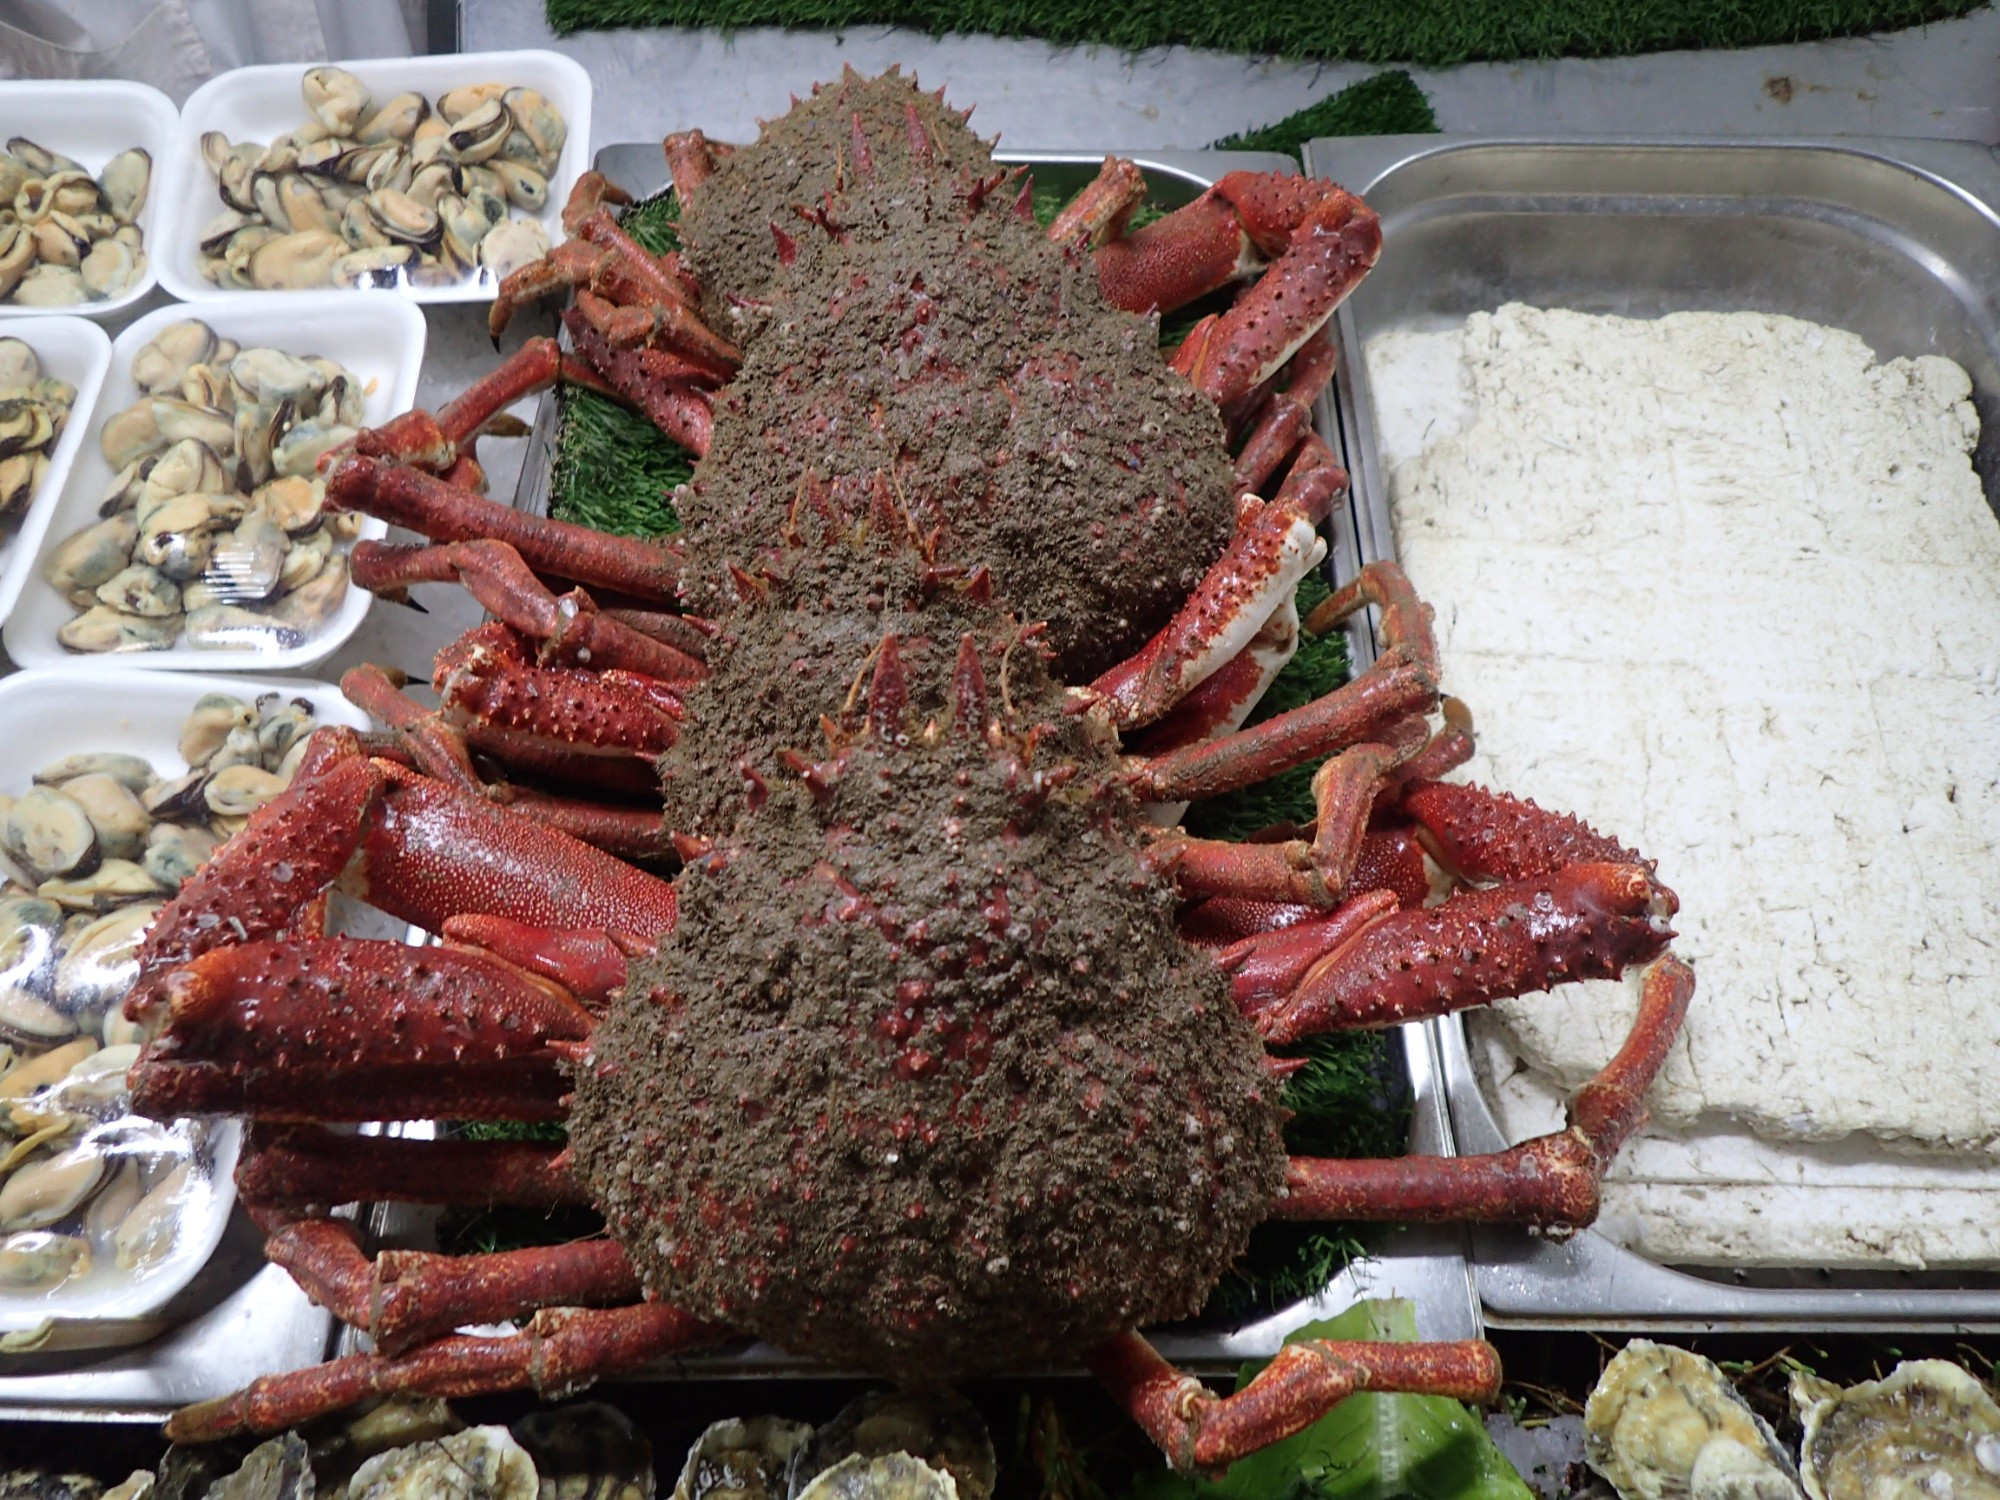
[1167,195,1379,405]
[1399,778,1650,882]
[263,1217,642,1355]
[1093,456,1344,731]
[1094,172,1379,323]
[1233,333,1339,493]
[569,284,743,379]
[167,1302,724,1444]
[129,937,594,1122]
[1132,663,1434,810]
[1090,1329,1501,1475]
[1128,590,1301,758]
[490,177,708,339]
[358,337,588,476]
[1048,155,1148,247]
[662,128,723,204]
[1251,861,1679,1044]
[1128,560,1441,802]
[129,728,678,1002]
[340,664,676,861]
[561,309,718,457]
[353,539,707,687]
[325,454,683,605]
[1272,956,1696,1231]
[236,1126,588,1210]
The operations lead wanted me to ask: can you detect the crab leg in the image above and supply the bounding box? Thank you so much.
[236,1126,587,1210]
[570,284,741,378]
[128,937,592,1122]
[1127,561,1438,801]
[662,129,723,204]
[1251,860,1679,1043]
[354,541,706,688]
[166,1302,723,1444]
[326,454,683,605]
[491,174,706,339]
[1272,956,1696,1231]
[1126,593,1300,771]
[263,1217,642,1356]
[341,663,675,861]
[1049,156,1148,247]
[561,308,717,456]
[1092,437,1345,731]
[1398,778,1649,882]
[359,338,582,477]
[1094,171,1380,404]
[1090,1329,1501,1475]
[130,728,676,1002]
[1233,333,1339,493]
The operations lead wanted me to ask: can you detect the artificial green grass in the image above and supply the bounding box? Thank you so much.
[549,190,692,539]
[1214,70,1436,156]
[547,0,1987,64]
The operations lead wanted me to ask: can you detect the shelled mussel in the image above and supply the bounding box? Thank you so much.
[195,66,562,291]
[0,691,318,1313]
[0,137,150,306]
[40,318,360,654]
[0,335,76,539]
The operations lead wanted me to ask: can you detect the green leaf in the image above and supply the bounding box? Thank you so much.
[1133,1301,1532,1500]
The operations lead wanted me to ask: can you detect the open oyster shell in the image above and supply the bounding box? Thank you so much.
[1798,1360,2000,1500]
[1585,1341,1805,1500]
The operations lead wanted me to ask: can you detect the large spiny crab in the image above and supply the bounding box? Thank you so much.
[122,70,1693,1473]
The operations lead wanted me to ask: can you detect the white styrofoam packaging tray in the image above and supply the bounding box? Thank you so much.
[158,49,593,305]
[3,293,426,674]
[0,81,177,321]
[0,669,367,1348]
[0,315,111,633]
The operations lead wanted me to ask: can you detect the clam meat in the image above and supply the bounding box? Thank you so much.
[0,336,75,537]
[43,321,365,653]
[0,690,320,1323]
[0,141,149,306]
[194,68,565,290]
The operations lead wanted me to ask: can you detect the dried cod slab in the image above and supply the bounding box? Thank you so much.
[1370,304,2000,1265]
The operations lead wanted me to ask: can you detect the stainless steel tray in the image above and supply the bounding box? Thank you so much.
[1304,131,2000,1331]
[0,1245,333,1424]
[495,142,1482,1373]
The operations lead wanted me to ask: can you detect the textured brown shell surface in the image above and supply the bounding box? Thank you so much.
[671,69,1238,685]
[570,655,1286,1379]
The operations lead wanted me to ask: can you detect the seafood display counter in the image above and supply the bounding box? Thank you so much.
[1306,130,2000,1332]
[10,80,2000,1464]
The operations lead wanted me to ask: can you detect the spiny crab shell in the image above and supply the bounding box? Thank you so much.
[568,83,1285,1376]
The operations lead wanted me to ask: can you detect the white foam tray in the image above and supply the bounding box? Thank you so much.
[3,293,426,673]
[158,50,593,305]
[0,669,368,1341]
[0,315,111,636]
[0,81,177,321]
